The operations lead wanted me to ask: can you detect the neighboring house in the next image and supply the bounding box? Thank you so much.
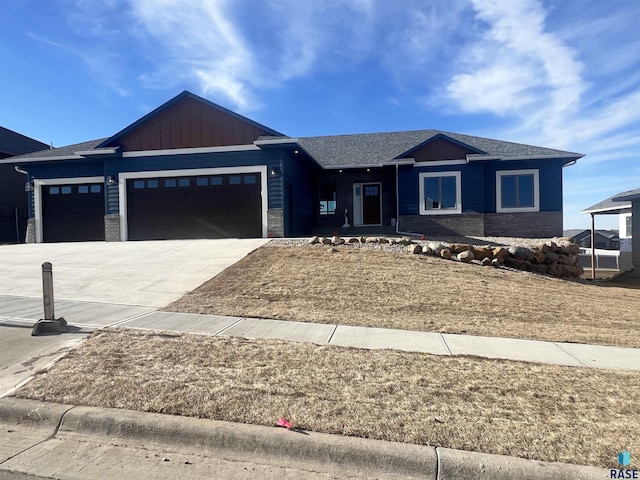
[582,191,635,271]
[0,126,48,243]
[563,229,620,250]
[0,91,583,243]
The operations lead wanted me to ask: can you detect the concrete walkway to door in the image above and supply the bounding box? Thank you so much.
[0,239,268,307]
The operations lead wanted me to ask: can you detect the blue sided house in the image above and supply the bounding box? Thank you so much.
[1,91,583,243]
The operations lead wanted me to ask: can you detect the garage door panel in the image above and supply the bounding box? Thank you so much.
[42,184,105,242]
[126,173,262,240]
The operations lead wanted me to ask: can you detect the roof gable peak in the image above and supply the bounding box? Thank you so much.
[98,91,284,151]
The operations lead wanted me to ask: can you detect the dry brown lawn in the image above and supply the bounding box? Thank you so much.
[16,328,640,469]
[166,246,640,348]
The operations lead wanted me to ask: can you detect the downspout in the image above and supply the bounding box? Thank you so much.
[394,163,421,237]
[14,165,28,176]
[14,166,29,244]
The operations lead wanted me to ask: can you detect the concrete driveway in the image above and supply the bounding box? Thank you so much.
[0,239,268,307]
[0,239,268,397]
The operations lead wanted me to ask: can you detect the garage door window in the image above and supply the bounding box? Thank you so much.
[196,177,208,186]
[61,186,72,194]
[91,185,101,193]
[229,176,241,185]
[165,179,176,188]
[148,180,159,189]
[49,187,60,195]
[211,177,222,186]
[179,178,190,187]
[78,186,89,193]
[134,181,145,189]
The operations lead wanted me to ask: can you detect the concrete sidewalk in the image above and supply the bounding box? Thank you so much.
[109,310,640,371]
[0,397,609,480]
[3,294,640,373]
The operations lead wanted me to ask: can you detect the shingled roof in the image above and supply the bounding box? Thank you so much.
[582,190,633,214]
[3,124,584,169]
[295,130,583,168]
[0,126,48,157]
[0,138,108,163]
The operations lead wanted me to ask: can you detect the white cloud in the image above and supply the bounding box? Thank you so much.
[129,0,258,109]
[446,0,585,120]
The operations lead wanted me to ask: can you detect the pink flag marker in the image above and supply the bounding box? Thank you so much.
[277,417,292,429]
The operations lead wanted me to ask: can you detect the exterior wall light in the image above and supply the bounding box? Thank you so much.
[106,176,116,185]
[270,167,281,177]
[24,181,34,192]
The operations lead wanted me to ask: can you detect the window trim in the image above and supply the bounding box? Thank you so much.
[418,171,462,215]
[496,169,539,213]
[319,184,337,216]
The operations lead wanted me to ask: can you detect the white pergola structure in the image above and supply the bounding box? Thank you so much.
[582,190,635,279]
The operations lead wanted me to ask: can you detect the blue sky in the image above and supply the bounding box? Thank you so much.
[1,0,639,230]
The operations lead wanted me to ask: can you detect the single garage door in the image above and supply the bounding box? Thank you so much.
[42,184,105,242]
[126,173,262,240]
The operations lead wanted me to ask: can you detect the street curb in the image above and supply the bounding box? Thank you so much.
[0,398,71,434]
[1,398,609,479]
[58,404,437,479]
[436,447,608,480]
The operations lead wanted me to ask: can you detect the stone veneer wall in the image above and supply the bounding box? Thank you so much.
[25,218,36,244]
[484,211,562,237]
[399,214,485,236]
[399,211,563,238]
[267,208,284,238]
[104,214,121,242]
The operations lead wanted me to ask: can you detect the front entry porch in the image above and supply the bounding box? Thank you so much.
[312,167,397,236]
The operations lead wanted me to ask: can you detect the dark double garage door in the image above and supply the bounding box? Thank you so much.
[126,173,262,240]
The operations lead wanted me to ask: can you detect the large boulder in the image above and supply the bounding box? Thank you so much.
[472,246,492,261]
[365,237,379,243]
[534,242,551,253]
[547,263,563,277]
[408,244,423,254]
[440,248,452,260]
[309,236,320,244]
[544,241,560,253]
[544,251,559,263]
[492,247,509,263]
[397,236,413,246]
[320,236,332,245]
[508,246,535,262]
[428,242,445,254]
[457,250,475,262]
[505,257,531,271]
[449,243,471,254]
[532,251,546,264]
[332,235,345,245]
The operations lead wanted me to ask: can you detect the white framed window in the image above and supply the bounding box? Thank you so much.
[496,169,539,213]
[419,171,462,215]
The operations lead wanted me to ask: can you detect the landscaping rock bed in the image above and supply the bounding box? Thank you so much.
[267,235,585,279]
